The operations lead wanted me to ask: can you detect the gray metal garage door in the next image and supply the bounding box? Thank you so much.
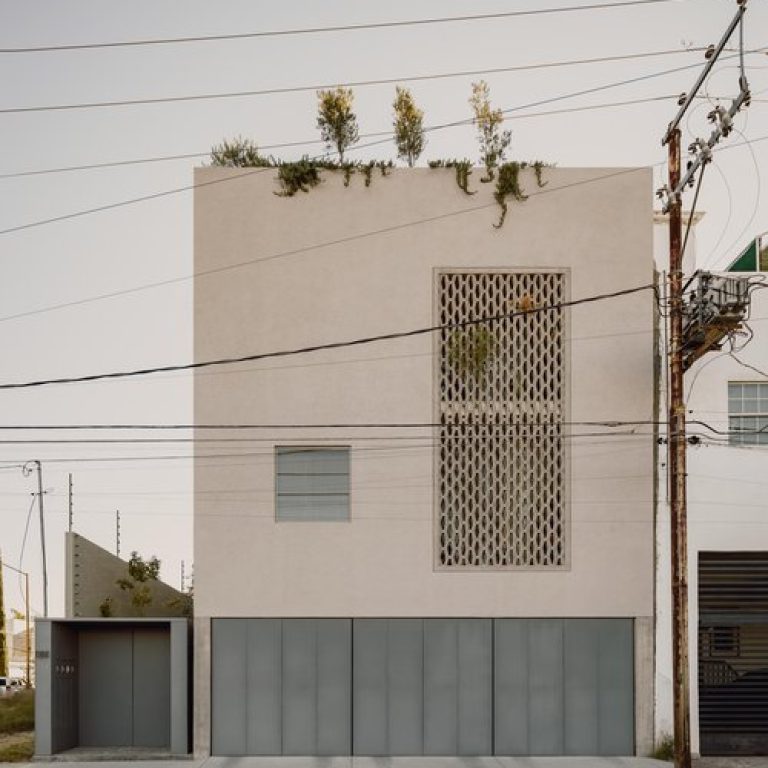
[495,619,634,755]
[211,618,633,756]
[353,619,492,755]
[78,627,170,748]
[211,619,351,755]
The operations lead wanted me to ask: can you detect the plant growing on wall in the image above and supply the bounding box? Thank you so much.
[317,87,359,163]
[447,326,497,382]
[392,86,426,167]
[469,81,511,183]
[493,160,549,228]
[210,137,269,167]
[428,159,475,195]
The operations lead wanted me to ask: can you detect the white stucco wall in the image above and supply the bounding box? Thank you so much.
[654,222,768,754]
[193,166,655,622]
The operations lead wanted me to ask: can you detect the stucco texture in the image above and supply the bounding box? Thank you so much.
[193,166,655,619]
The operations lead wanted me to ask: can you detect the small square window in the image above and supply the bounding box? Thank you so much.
[275,447,350,521]
[729,382,768,445]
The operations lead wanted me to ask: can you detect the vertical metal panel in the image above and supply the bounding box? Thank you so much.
[457,619,493,754]
[245,619,281,755]
[353,619,388,755]
[424,619,492,755]
[78,629,133,747]
[597,619,634,755]
[316,619,351,756]
[564,619,599,755]
[527,619,564,755]
[387,620,423,755]
[424,619,458,755]
[51,623,79,753]
[282,620,317,754]
[211,619,247,755]
[169,620,190,755]
[132,628,171,748]
[494,619,530,754]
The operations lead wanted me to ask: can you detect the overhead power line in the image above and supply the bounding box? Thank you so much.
[0,95,683,180]
[0,283,654,390]
[6,91,766,181]
[0,154,760,327]
[0,47,708,115]
[0,1,676,53]
[0,50,759,238]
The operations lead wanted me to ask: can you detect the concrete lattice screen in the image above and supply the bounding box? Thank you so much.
[438,270,567,568]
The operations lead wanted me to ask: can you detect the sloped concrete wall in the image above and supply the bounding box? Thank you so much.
[65,532,187,618]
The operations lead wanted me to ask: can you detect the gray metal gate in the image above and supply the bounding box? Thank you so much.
[211,617,634,756]
[699,552,768,755]
[78,627,170,748]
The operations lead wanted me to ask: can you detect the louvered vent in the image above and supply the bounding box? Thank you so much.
[436,271,568,569]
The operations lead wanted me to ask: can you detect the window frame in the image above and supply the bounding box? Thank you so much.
[728,381,768,446]
[274,445,351,522]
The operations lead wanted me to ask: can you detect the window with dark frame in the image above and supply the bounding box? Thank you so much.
[275,446,350,521]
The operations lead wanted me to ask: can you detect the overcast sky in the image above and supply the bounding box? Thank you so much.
[0,0,766,619]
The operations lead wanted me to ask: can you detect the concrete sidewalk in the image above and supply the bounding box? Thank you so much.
[22,757,674,768]
[23,756,768,768]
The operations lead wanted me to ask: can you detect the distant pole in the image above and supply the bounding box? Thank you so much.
[181,560,185,592]
[22,461,48,618]
[116,510,121,557]
[68,474,73,532]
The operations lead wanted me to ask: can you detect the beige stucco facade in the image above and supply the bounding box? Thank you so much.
[193,166,656,755]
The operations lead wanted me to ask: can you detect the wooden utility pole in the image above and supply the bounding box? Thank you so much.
[667,127,691,768]
[658,7,750,765]
[116,510,121,557]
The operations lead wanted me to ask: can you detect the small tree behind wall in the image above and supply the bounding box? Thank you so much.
[469,80,511,182]
[316,87,359,162]
[392,86,426,167]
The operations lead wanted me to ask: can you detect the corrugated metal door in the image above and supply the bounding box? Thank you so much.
[699,552,768,755]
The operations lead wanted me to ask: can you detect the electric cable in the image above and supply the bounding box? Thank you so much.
[0,1,680,54]
[0,282,654,390]
[0,48,715,115]
[1,50,760,238]
[0,166,658,328]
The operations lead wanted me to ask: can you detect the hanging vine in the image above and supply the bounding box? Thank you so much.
[428,159,475,195]
[493,160,551,228]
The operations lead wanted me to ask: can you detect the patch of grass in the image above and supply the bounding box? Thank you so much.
[0,731,34,762]
[651,733,674,761]
[0,691,34,735]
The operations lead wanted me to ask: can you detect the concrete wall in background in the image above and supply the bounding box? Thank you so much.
[65,532,187,618]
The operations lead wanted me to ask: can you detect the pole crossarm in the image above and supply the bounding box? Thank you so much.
[661,85,751,212]
[662,2,747,145]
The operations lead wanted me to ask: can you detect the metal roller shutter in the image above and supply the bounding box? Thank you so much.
[699,552,768,755]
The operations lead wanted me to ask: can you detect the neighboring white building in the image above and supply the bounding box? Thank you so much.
[655,229,768,756]
[193,166,657,757]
